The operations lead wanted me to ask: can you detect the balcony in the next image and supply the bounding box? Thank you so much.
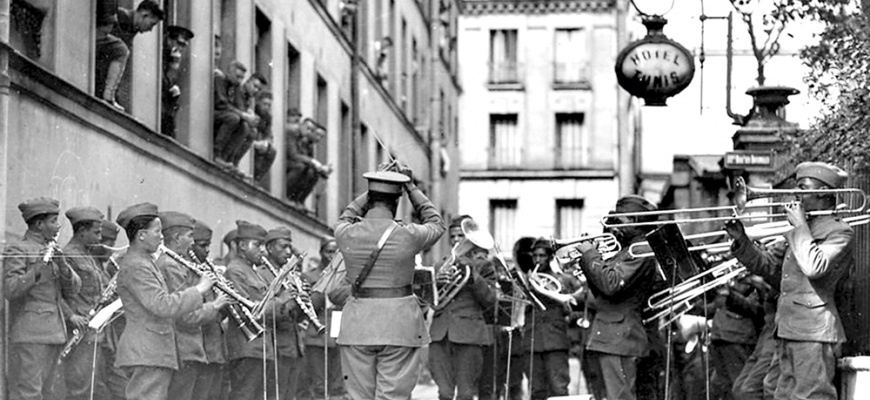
[487,61,524,90]
[552,62,592,90]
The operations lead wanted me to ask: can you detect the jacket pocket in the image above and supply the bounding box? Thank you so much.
[785,293,830,334]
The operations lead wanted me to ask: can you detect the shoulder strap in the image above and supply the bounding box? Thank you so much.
[352,222,399,296]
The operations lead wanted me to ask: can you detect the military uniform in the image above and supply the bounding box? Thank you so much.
[5,198,82,400]
[579,196,660,400]
[334,171,445,400]
[157,211,223,400]
[429,256,499,400]
[60,207,111,400]
[114,203,206,400]
[729,162,854,400]
[224,221,280,400]
[709,277,762,400]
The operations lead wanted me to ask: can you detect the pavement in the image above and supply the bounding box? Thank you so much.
[411,358,590,400]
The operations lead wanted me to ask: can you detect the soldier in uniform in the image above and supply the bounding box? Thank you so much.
[91,219,128,400]
[512,239,576,400]
[261,226,307,400]
[724,162,854,400]
[113,203,216,400]
[161,25,195,137]
[709,273,763,399]
[155,212,229,400]
[4,197,82,400]
[429,217,499,400]
[224,220,279,400]
[334,165,445,400]
[189,220,231,400]
[575,195,661,400]
[299,236,347,400]
[60,207,110,400]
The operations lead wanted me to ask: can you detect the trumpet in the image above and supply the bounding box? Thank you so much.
[189,251,264,342]
[553,233,621,262]
[528,264,579,306]
[601,177,868,228]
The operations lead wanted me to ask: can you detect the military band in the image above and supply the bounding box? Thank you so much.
[2,160,865,400]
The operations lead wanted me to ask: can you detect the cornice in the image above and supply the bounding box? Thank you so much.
[462,0,615,16]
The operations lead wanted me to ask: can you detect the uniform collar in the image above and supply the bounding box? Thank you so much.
[364,208,395,220]
[24,229,51,244]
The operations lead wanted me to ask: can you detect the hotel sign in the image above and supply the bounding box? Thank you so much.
[615,16,695,106]
[724,150,775,170]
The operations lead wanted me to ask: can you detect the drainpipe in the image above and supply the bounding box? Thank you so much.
[0,0,10,398]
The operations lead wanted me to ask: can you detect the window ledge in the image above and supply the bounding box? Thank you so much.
[552,81,592,91]
[487,82,525,91]
[461,169,616,180]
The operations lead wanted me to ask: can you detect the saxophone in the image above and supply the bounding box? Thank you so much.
[260,255,325,333]
[59,258,123,360]
[188,250,265,342]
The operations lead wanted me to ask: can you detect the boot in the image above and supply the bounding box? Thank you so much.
[102,59,127,111]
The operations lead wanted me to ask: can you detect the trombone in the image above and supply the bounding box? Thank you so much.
[629,213,870,259]
[602,176,868,228]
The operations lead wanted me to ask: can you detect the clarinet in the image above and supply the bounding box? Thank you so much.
[188,250,265,342]
[260,256,326,333]
[159,245,260,313]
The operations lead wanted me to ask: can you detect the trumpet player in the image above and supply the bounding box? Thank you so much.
[429,216,499,400]
[113,203,217,400]
[156,212,230,400]
[224,220,278,400]
[575,195,660,400]
[261,226,307,400]
[723,162,854,400]
[510,238,577,400]
[4,197,81,400]
[60,206,111,400]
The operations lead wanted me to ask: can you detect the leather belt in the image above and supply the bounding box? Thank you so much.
[355,285,414,299]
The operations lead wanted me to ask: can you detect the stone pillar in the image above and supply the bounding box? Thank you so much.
[176,0,215,157]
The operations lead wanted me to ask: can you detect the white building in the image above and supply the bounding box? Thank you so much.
[457,0,639,249]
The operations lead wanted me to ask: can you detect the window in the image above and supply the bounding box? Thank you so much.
[388,0,396,93]
[313,75,329,217]
[255,9,272,79]
[287,43,301,112]
[555,113,588,169]
[489,114,521,168]
[554,28,588,84]
[400,19,408,111]
[489,29,519,84]
[490,199,518,254]
[556,199,585,239]
[354,124,370,195]
[411,37,418,121]
[10,0,46,62]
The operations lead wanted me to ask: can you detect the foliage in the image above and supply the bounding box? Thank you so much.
[728,0,852,85]
[785,6,870,172]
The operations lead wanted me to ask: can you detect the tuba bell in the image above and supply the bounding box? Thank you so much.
[432,218,495,311]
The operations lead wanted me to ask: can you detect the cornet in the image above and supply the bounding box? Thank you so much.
[552,233,621,264]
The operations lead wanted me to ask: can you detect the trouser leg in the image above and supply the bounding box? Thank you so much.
[9,342,62,400]
[597,352,638,400]
[373,345,423,400]
[277,355,304,400]
[168,361,202,400]
[64,339,109,400]
[542,351,570,398]
[125,366,174,400]
[452,343,483,400]
[340,345,378,400]
[191,362,224,400]
[230,358,277,400]
[427,340,455,400]
[773,340,838,400]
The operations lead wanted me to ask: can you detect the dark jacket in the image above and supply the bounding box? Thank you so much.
[4,230,82,344]
[430,257,499,345]
[580,236,658,357]
[711,278,762,345]
[224,255,281,360]
[731,215,853,343]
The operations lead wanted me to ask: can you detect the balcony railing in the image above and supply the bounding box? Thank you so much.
[553,62,591,86]
[488,61,523,85]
